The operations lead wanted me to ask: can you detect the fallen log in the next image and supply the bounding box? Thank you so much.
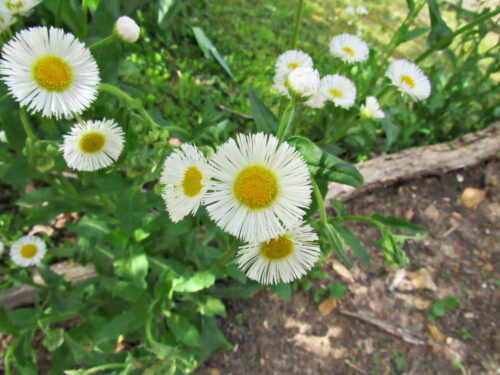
[325,122,500,202]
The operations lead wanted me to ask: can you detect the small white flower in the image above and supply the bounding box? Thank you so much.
[0,11,15,31]
[114,16,140,43]
[275,50,313,75]
[160,144,210,223]
[0,0,39,15]
[344,6,356,15]
[0,26,100,119]
[10,235,46,267]
[386,59,431,101]
[61,119,124,172]
[236,223,320,285]
[287,67,320,100]
[356,6,368,15]
[329,33,369,64]
[205,133,312,243]
[360,96,385,119]
[304,91,326,108]
[0,130,6,142]
[272,71,291,97]
[320,74,357,109]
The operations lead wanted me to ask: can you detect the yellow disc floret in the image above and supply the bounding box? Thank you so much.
[78,132,106,154]
[20,244,37,258]
[32,55,73,92]
[287,62,299,70]
[182,166,203,197]
[6,1,24,10]
[341,46,355,56]
[329,88,343,98]
[233,165,278,209]
[399,74,416,89]
[260,236,294,261]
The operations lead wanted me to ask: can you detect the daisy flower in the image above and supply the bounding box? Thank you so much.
[160,144,210,223]
[272,71,291,97]
[205,133,312,243]
[344,6,356,15]
[0,11,15,31]
[386,59,431,101]
[329,33,369,64]
[275,50,313,75]
[356,6,368,15]
[61,119,124,171]
[115,16,140,43]
[0,0,39,15]
[287,67,320,100]
[360,96,385,119]
[236,223,320,285]
[320,74,357,109]
[305,91,326,108]
[10,235,46,267]
[0,26,100,119]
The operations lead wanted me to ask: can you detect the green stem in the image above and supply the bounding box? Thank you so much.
[82,363,128,375]
[311,177,327,225]
[415,7,500,64]
[88,33,116,50]
[276,99,296,140]
[19,109,35,141]
[291,0,305,49]
[72,112,87,127]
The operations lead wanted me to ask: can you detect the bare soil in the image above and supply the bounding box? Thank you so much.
[195,159,500,375]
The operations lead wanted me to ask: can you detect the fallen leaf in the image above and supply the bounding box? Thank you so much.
[318,298,337,317]
[423,204,440,221]
[409,268,437,291]
[332,261,354,283]
[460,187,486,210]
[428,323,445,343]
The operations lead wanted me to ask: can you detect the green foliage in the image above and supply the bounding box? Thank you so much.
[427,296,460,320]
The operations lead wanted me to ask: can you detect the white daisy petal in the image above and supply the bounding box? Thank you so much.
[236,223,320,285]
[61,119,124,172]
[356,6,368,15]
[10,235,46,267]
[115,16,140,43]
[0,26,100,119]
[0,0,39,15]
[360,96,385,119]
[386,59,431,101]
[320,74,357,109]
[0,11,15,31]
[272,71,291,97]
[288,67,320,100]
[275,50,313,75]
[329,33,369,64]
[160,144,210,223]
[205,133,312,243]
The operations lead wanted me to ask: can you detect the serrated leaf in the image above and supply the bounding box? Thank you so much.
[288,136,363,189]
[192,27,234,79]
[248,86,278,133]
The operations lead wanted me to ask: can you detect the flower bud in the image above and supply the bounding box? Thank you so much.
[114,16,140,43]
[287,67,320,101]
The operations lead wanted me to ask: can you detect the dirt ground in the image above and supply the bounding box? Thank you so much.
[195,158,500,375]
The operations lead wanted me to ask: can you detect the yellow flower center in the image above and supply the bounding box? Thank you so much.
[399,74,415,89]
[20,244,37,259]
[233,165,278,209]
[6,1,24,10]
[260,236,294,261]
[78,132,106,154]
[182,166,203,197]
[283,80,289,88]
[329,88,343,98]
[342,46,355,56]
[32,55,73,92]
[287,62,299,70]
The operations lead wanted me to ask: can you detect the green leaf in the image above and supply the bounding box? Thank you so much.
[192,26,235,79]
[328,282,348,299]
[42,328,65,352]
[396,27,429,44]
[0,306,16,336]
[270,283,292,301]
[198,297,226,318]
[248,86,278,133]
[288,136,363,189]
[334,223,371,267]
[158,0,176,25]
[381,116,400,148]
[406,0,415,11]
[167,314,201,347]
[38,264,66,287]
[94,312,142,346]
[44,0,86,38]
[211,282,262,299]
[329,199,346,217]
[377,227,409,267]
[173,271,215,293]
[444,296,459,310]
[320,224,352,267]
[427,0,453,49]
[114,254,149,287]
[371,214,428,234]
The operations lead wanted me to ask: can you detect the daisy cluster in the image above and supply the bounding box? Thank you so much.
[273,33,431,119]
[160,133,321,285]
[0,19,145,171]
[0,0,40,32]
